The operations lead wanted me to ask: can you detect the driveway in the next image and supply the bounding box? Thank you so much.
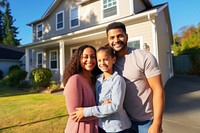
[163,75,200,133]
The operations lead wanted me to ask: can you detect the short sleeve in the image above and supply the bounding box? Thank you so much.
[143,52,161,78]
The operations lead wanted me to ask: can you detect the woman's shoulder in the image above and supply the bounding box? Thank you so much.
[67,74,84,84]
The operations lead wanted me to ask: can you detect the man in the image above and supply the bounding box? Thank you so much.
[105,22,164,133]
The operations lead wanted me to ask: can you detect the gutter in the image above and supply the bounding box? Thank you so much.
[147,3,168,62]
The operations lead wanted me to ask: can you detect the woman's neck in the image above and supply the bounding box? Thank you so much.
[80,70,94,88]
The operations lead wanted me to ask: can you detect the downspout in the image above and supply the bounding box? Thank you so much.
[148,13,159,63]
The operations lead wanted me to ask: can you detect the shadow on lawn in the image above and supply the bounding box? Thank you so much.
[0,114,68,130]
[0,87,34,97]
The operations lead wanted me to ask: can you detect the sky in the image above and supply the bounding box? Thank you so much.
[8,0,200,45]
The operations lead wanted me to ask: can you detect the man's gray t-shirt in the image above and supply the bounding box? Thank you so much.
[114,47,161,121]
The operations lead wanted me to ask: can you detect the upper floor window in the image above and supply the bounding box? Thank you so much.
[56,11,64,30]
[49,50,58,70]
[103,0,117,18]
[70,6,79,28]
[37,52,43,68]
[128,37,143,49]
[37,23,43,39]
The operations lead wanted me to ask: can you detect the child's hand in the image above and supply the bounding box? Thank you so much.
[70,107,84,122]
[102,99,112,105]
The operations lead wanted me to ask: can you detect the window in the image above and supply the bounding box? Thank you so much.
[37,23,43,38]
[70,46,79,57]
[128,37,143,49]
[50,50,58,69]
[56,11,64,30]
[103,0,117,18]
[37,52,43,68]
[70,6,79,28]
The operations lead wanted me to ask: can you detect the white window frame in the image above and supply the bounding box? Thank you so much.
[36,23,43,39]
[128,36,143,49]
[36,52,43,68]
[56,11,64,31]
[101,0,118,20]
[70,6,80,29]
[49,50,58,70]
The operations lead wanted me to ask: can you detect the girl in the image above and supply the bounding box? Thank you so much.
[71,46,131,133]
[63,45,101,133]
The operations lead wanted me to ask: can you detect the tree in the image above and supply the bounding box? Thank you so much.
[3,1,20,46]
[172,24,200,56]
[0,0,6,43]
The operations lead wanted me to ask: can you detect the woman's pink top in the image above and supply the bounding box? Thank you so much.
[63,74,98,133]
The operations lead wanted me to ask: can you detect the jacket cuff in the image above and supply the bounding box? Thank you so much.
[84,107,92,117]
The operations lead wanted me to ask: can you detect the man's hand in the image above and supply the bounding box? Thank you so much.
[70,107,84,122]
[148,122,163,133]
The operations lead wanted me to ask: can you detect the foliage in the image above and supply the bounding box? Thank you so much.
[172,23,200,56]
[30,68,52,88]
[2,2,20,46]
[0,66,27,87]
[8,64,21,74]
[0,0,20,45]
[0,69,3,79]
[8,69,27,87]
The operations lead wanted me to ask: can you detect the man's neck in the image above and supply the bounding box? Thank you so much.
[116,46,128,58]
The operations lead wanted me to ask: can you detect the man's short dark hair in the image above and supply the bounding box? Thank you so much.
[106,22,126,35]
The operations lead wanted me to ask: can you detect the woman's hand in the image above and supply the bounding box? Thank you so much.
[70,107,84,122]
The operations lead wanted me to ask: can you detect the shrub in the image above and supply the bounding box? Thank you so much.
[9,69,27,87]
[9,65,21,74]
[30,68,52,88]
[0,70,27,87]
[0,70,3,79]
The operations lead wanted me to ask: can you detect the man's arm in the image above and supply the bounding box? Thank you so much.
[147,74,164,133]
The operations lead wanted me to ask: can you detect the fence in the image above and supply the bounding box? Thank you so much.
[173,54,200,75]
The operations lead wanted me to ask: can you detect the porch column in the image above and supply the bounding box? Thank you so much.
[59,41,65,84]
[25,48,30,80]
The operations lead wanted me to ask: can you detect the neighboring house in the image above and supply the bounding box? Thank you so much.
[0,44,25,77]
[22,0,173,85]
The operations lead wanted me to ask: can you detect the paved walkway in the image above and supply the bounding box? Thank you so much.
[163,75,200,133]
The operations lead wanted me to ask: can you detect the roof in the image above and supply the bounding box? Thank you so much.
[0,44,25,60]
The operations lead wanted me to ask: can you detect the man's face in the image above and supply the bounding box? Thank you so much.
[107,28,128,52]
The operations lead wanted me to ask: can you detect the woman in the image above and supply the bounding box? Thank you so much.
[62,45,101,133]
[70,46,131,133]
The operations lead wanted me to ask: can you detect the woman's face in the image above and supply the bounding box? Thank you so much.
[80,47,96,72]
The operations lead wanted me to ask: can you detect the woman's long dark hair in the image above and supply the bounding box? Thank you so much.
[62,45,101,86]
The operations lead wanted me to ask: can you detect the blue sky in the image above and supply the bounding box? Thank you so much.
[9,0,200,45]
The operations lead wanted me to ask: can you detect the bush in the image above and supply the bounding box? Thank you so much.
[0,69,27,87]
[9,65,21,74]
[30,68,52,88]
[0,70,3,79]
[9,69,27,87]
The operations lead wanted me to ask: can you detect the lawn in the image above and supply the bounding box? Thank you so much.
[0,86,68,133]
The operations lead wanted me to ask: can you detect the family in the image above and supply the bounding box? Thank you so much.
[62,22,165,133]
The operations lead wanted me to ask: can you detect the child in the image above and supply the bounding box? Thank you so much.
[71,46,131,133]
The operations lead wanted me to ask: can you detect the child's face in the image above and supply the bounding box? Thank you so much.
[96,50,116,73]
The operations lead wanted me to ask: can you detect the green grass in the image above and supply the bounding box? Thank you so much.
[0,86,68,133]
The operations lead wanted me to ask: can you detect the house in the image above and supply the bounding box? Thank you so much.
[0,44,25,77]
[22,0,173,85]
